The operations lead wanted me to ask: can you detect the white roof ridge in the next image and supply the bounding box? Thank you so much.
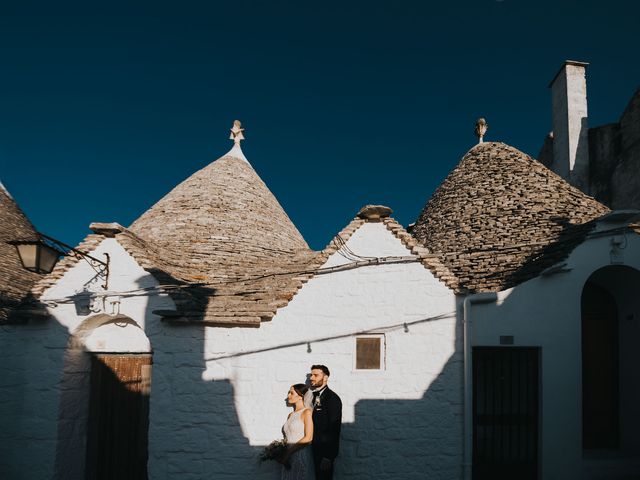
[0,179,13,199]
[224,143,249,164]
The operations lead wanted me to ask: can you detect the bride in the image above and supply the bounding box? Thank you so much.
[280,383,315,480]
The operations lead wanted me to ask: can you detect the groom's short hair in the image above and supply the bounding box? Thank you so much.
[311,364,330,376]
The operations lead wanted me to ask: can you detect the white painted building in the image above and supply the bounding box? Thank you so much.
[1,125,639,480]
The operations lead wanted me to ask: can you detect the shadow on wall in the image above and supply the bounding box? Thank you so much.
[2,270,465,479]
[144,260,465,480]
[339,354,463,480]
[577,116,590,190]
[0,311,70,479]
[148,321,464,480]
[581,265,640,479]
[148,326,271,479]
[140,275,274,480]
[472,237,640,479]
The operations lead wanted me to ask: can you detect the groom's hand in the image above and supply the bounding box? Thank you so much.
[320,458,332,471]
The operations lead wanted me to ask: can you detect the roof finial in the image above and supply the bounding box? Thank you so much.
[475,118,488,144]
[229,120,245,146]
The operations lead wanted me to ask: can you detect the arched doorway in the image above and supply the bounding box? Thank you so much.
[73,314,152,480]
[581,266,640,456]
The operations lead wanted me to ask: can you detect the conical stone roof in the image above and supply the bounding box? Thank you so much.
[129,143,316,326]
[411,142,610,292]
[0,182,40,322]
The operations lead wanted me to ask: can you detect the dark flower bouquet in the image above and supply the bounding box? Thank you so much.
[259,439,289,467]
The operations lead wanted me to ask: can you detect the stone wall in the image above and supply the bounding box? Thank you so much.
[541,88,640,210]
[610,89,640,210]
[537,132,554,169]
[549,62,590,191]
[588,122,620,207]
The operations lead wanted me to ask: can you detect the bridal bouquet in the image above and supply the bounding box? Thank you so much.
[259,439,288,464]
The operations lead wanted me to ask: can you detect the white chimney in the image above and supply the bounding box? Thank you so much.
[549,60,590,192]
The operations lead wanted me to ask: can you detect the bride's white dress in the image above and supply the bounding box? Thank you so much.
[282,408,315,480]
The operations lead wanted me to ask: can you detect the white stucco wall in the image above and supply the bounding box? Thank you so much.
[147,222,461,480]
[472,223,640,480]
[41,238,169,342]
[0,238,172,479]
[550,62,589,191]
[5,221,639,480]
[2,224,460,480]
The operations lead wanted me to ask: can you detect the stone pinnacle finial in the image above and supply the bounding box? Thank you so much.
[475,118,488,144]
[229,120,245,145]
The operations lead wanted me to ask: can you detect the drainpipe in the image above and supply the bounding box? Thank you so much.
[463,292,498,480]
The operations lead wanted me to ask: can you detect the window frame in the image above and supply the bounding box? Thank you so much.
[353,333,386,372]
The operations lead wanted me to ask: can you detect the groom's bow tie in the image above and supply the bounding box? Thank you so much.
[312,387,325,406]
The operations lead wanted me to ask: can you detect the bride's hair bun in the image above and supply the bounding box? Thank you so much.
[292,383,309,397]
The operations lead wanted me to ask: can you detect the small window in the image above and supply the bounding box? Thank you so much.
[355,335,384,370]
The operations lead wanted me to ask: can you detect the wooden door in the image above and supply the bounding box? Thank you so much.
[85,354,152,480]
[582,281,619,450]
[473,347,539,480]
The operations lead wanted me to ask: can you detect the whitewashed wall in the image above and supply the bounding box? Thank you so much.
[2,224,460,480]
[0,238,171,479]
[0,315,67,478]
[5,221,638,480]
[147,222,460,480]
[472,222,640,480]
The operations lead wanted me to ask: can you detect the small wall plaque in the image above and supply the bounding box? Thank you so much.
[500,335,514,345]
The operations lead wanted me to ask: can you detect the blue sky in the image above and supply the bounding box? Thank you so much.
[1,1,639,250]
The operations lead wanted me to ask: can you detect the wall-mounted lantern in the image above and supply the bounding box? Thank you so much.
[9,233,110,289]
[9,238,60,274]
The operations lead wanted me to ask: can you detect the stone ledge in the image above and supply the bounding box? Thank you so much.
[357,205,393,221]
[89,222,125,237]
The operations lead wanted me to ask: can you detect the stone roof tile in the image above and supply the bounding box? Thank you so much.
[0,185,40,322]
[411,142,610,292]
[127,145,316,326]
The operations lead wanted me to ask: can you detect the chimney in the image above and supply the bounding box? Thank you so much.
[549,60,590,193]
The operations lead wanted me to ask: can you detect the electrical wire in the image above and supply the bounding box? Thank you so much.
[14,223,639,305]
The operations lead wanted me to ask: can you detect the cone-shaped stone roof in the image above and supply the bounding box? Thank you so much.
[411,142,610,292]
[0,182,40,322]
[128,144,316,326]
[131,145,308,274]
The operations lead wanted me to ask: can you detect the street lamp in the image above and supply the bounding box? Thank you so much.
[9,238,60,274]
[8,233,110,289]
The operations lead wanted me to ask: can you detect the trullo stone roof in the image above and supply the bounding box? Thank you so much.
[411,142,610,292]
[128,143,318,326]
[0,182,40,322]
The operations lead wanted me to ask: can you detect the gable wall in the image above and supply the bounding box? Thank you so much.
[147,222,461,480]
[0,238,173,479]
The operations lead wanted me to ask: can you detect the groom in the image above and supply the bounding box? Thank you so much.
[309,365,342,480]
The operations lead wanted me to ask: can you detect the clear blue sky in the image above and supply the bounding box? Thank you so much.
[1,1,639,250]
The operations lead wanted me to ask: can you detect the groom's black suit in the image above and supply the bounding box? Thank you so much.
[311,387,342,480]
